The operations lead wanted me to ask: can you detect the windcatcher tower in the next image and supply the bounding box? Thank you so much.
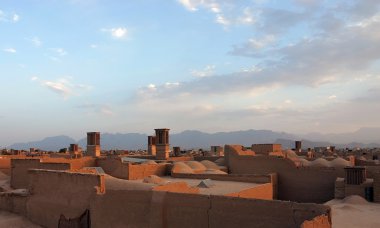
[295,141,302,152]
[148,136,156,156]
[155,128,170,160]
[87,132,100,157]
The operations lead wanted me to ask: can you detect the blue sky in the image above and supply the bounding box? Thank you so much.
[1,0,380,145]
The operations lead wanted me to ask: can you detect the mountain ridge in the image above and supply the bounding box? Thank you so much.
[6,128,380,151]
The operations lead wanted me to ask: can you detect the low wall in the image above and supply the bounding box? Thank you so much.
[209,195,330,228]
[26,169,104,228]
[91,189,330,228]
[41,156,96,170]
[69,157,96,170]
[171,173,275,184]
[11,159,70,189]
[97,157,168,180]
[96,157,129,179]
[0,155,30,175]
[0,193,27,216]
[128,163,168,180]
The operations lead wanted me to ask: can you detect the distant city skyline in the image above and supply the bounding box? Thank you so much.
[1,0,380,145]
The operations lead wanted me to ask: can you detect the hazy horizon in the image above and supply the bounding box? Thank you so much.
[1,0,380,145]
[3,126,380,148]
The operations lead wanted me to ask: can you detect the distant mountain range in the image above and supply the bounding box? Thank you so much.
[8,128,380,151]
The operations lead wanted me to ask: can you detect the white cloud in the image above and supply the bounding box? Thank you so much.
[178,1,260,28]
[3,48,16,53]
[30,76,39,81]
[43,80,72,99]
[49,56,60,62]
[32,77,91,99]
[164,82,180,89]
[328,95,337,100]
[76,103,114,116]
[237,7,256,25]
[0,10,4,21]
[215,14,230,26]
[241,65,262,73]
[178,0,200,11]
[25,36,42,47]
[90,44,98,48]
[0,10,20,23]
[50,48,67,56]
[31,37,42,47]
[147,84,156,91]
[12,14,19,22]
[100,107,114,116]
[248,35,275,49]
[102,27,128,39]
[111,27,128,38]
[191,65,215,77]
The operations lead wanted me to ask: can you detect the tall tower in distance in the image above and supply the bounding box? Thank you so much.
[295,141,302,152]
[155,128,170,160]
[87,132,100,157]
[147,136,156,156]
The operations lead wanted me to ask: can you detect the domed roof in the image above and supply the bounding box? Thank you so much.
[143,160,157,165]
[185,161,207,172]
[330,158,350,167]
[200,160,221,170]
[310,158,330,167]
[342,195,368,205]
[297,158,311,166]
[284,150,298,158]
[143,175,169,185]
[171,162,194,174]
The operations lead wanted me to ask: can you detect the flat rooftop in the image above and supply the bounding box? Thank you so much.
[106,175,263,195]
[160,177,261,195]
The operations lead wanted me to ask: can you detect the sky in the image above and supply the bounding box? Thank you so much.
[1,0,380,145]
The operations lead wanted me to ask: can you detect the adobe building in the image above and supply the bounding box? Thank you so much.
[173,146,181,157]
[335,166,376,202]
[155,128,170,160]
[211,146,224,156]
[251,144,282,155]
[87,132,100,157]
[0,165,332,228]
[69,144,82,159]
[147,136,156,156]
